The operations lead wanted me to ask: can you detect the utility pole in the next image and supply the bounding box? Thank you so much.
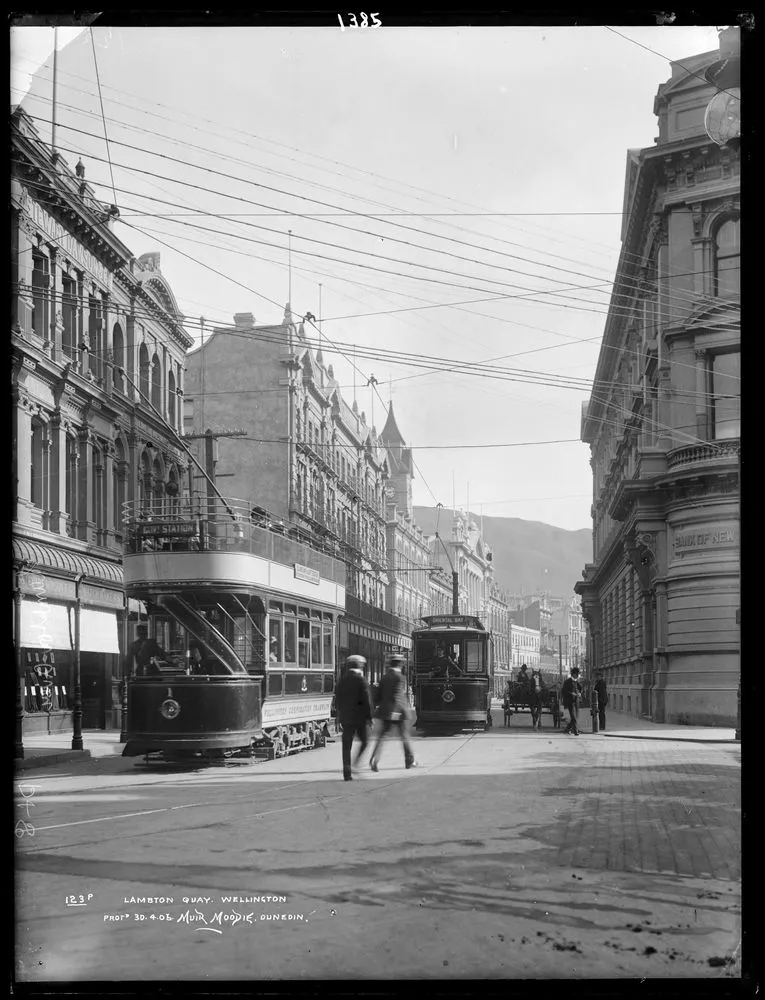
[558,634,563,682]
[183,427,246,524]
[434,531,459,615]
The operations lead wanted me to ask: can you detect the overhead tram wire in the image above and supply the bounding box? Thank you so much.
[604,26,742,100]
[12,90,686,297]
[16,112,733,320]
[298,315,732,455]
[18,54,729,285]
[13,278,738,403]
[11,164,738,336]
[11,119,737,323]
[17,56,695,270]
[88,27,117,209]
[105,179,733,321]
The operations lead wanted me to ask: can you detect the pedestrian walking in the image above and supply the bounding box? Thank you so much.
[369,654,416,771]
[593,669,608,732]
[334,655,373,781]
[502,681,513,727]
[561,667,583,735]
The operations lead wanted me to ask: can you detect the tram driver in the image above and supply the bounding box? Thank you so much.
[127,625,166,677]
[433,641,461,678]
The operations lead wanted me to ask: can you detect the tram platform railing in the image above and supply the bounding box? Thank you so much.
[121,496,346,586]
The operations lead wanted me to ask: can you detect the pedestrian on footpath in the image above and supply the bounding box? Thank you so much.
[334,655,373,781]
[502,681,513,727]
[369,654,416,772]
[561,667,583,735]
[593,669,608,732]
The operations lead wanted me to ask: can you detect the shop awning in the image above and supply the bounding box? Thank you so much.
[80,609,120,654]
[19,600,71,649]
[12,536,123,585]
[18,601,120,654]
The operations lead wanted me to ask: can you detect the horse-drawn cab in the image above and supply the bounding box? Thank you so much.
[501,675,561,730]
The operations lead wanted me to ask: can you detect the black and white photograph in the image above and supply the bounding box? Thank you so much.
[12,11,743,985]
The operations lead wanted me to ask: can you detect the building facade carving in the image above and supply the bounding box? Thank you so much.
[12,106,192,736]
[575,39,740,726]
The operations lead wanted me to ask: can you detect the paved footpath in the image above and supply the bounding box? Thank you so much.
[14,716,741,983]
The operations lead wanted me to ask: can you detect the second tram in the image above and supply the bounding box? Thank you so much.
[411,614,493,732]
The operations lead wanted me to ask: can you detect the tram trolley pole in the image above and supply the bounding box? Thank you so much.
[591,687,600,734]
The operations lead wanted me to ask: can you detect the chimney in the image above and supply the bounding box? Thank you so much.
[234,312,255,329]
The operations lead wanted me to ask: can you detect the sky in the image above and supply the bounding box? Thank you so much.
[11,20,721,531]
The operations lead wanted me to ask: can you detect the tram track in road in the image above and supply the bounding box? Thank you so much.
[16,732,477,857]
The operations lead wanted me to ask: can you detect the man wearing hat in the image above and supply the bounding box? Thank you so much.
[560,666,583,736]
[369,654,416,772]
[333,655,374,781]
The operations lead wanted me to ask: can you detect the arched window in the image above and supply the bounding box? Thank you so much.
[168,369,176,427]
[152,457,164,499]
[92,443,104,532]
[139,450,152,508]
[714,217,740,298]
[112,324,125,392]
[151,354,162,409]
[166,466,179,514]
[31,418,46,509]
[139,345,150,400]
[31,252,50,339]
[62,275,77,358]
[113,439,126,532]
[709,352,741,440]
[89,296,103,379]
[65,434,77,526]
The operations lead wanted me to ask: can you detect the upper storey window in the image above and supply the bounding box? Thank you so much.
[714,218,740,299]
[710,352,740,440]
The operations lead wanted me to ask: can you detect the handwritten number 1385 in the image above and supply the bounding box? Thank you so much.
[338,13,381,29]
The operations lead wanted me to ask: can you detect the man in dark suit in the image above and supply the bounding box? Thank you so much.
[334,655,373,781]
[126,625,165,678]
[369,654,416,772]
[593,670,608,732]
[561,666,583,735]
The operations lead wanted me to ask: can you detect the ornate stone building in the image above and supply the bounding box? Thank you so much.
[379,404,432,633]
[575,39,740,725]
[12,107,191,737]
[183,310,411,683]
[429,511,495,620]
[486,584,511,696]
[509,623,541,673]
[549,596,587,676]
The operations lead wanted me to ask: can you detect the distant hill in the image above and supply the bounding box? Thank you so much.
[413,507,591,599]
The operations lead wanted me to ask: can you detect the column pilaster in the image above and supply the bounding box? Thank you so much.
[77,429,95,542]
[48,413,68,534]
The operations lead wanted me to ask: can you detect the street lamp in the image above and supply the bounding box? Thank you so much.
[72,573,85,751]
[704,27,741,148]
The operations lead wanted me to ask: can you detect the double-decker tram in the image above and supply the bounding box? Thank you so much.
[411,614,494,732]
[121,496,345,762]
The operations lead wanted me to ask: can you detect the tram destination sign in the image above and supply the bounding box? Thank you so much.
[140,520,198,538]
[422,615,485,630]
